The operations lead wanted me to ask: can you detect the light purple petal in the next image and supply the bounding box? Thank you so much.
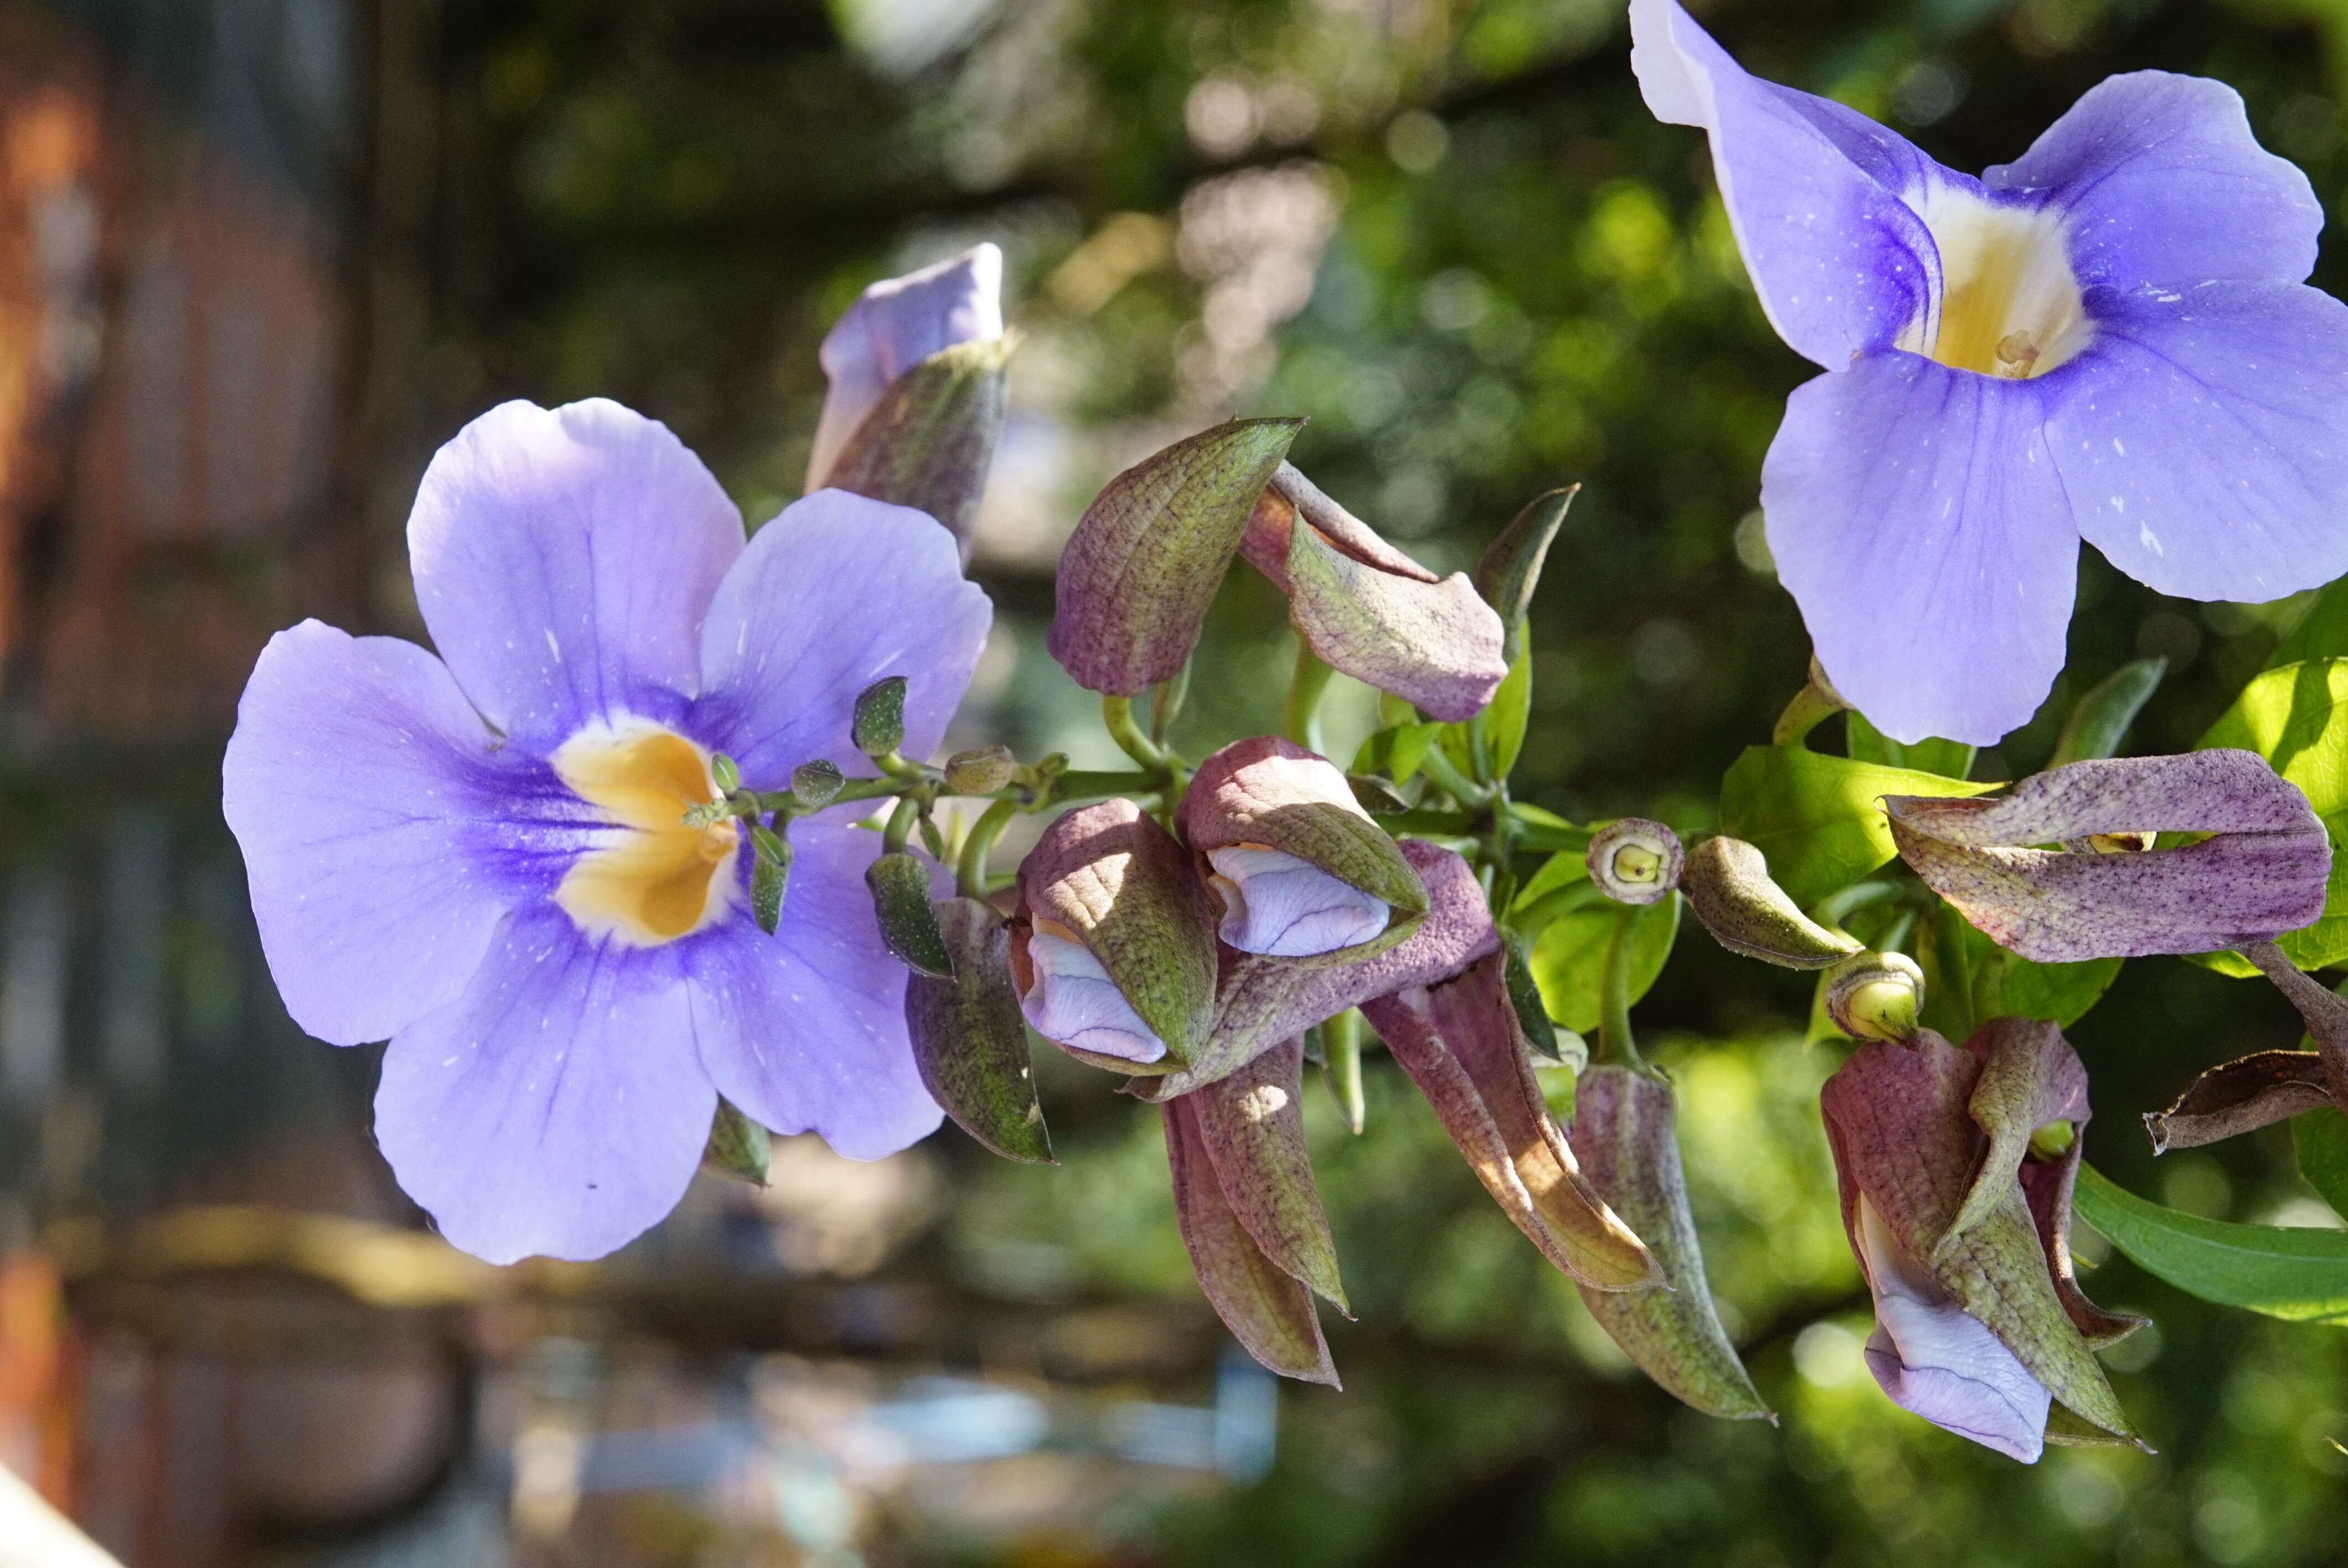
[1987,73,2321,292]
[807,244,1005,491]
[408,399,745,751]
[1630,0,1942,367]
[223,621,583,1046]
[374,906,715,1264]
[1858,1199,2051,1463]
[682,822,945,1160]
[1018,930,1168,1064]
[1206,847,1390,957]
[693,489,991,780]
[1762,353,2077,746]
[2046,281,2348,602]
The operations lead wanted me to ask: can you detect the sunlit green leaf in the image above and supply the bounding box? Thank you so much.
[2196,657,2348,974]
[1484,646,1532,782]
[2271,579,2348,669]
[1717,745,1991,909]
[1528,890,1679,1034]
[2073,1164,2348,1324]
[1844,710,1974,781]
[1352,721,1443,784]
[2297,1108,2348,1220]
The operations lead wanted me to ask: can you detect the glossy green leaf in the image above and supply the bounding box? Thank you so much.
[2073,1164,2348,1324]
[1962,923,2123,1029]
[2297,1108,2348,1219]
[1528,889,1680,1034]
[1484,646,1532,782]
[2196,657,2348,974]
[1717,745,1992,909]
[1351,720,1442,785]
[1844,710,1974,781]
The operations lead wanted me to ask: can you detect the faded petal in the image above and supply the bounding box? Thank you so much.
[807,244,1003,492]
[374,906,715,1265]
[1763,353,2077,746]
[222,621,578,1046]
[2144,1050,2332,1153]
[693,488,991,783]
[408,400,744,750]
[1989,73,2321,292]
[1859,1198,2052,1464]
[2047,282,2348,603]
[1207,847,1390,957]
[1017,929,1168,1065]
[1630,0,1940,367]
[682,821,944,1160]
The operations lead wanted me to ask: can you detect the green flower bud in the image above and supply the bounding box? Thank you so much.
[1585,818,1683,906]
[1823,951,1924,1042]
[709,752,741,793]
[866,851,953,978]
[749,826,791,936]
[944,744,1016,795]
[851,675,908,757]
[791,758,846,807]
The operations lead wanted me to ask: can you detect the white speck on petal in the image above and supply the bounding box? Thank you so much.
[2111,437,2125,456]
[2139,523,2163,556]
[2109,496,2124,513]
[545,629,563,661]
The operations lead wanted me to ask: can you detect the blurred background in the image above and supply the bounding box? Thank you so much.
[1,0,2347,1563]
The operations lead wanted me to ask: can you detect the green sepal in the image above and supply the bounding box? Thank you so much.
[792,758,845,807]
[866,851,954,978]
[1474,485,1575,665]
[905,897,1053,1164]
[700,1098,771,1187]
[750,827,791,936]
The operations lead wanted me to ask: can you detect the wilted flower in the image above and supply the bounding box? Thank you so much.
[223,400,990,1263]
[2144,937,2348,1150]
[1635,0,2348,744]
[1885,751,2330,961]
[1821,1019,2144,1461]
[1180,735,1427,960]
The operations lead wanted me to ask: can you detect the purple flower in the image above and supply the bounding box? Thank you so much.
[223,399,990,1264]
[806,243,1005,493]
[1635,0,2348,745]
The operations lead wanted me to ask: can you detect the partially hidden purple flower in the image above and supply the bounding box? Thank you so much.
[806,243,1005,494]
[1635,0,2348,745]
[223,399,991,1264]
[1821,1019,2144,1462]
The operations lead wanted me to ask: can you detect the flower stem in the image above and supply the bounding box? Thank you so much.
[1506,813,1591,855]
[1284,644,1335,754]
[957,797,1018,900]
[1416,744,1492,809]
[1321,1008,1366,1134]
[882,795,919,855]
[1103,695,1172,772]
[1595,905,1648,1073]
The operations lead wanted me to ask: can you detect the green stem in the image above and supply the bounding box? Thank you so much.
[1772,675,1847,747]
[882,795,919,855]
[1416,745,1492,808]
[1321,1008,1366,1135]
[1103,695,1171,771]
[957,797,1018,900]
[1152,658,1192,744]
[1506,813,1591,855]
[1284,644,1336,753]
[1815,878,1902,928]
[1595,906,1649,1072]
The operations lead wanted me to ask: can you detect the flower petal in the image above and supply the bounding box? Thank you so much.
[683,822,945,1159]
[223,621,576,1046]
[1018,930,1170,1064]
[1987,73,2321,292]
[1206,847,1390,957]
[408,400,745,750]
[1630,0,1942,367]
[693,488,990,780]
[2047,281,2348,602]
[807,244,1005,492]
[374,906,715,1264]
[1762,353,2076,745]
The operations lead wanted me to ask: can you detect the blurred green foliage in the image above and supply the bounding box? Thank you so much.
[408,0,2348,1561]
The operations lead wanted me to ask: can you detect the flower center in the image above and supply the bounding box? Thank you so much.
[551,720,739,946]
[1903,189,2090,379]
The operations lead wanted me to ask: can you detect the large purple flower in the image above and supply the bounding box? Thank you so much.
[223,399,990,1264]
[1635,0,2348,744]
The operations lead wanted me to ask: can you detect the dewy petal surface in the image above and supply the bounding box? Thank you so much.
[2045,282,2348,602]
[374,905,716,1265]
[1629,0,1940,368]
[1763,353,2077,745]
[807,244,1004,492]
[1987,72,2321,292]
[223,621,579,1046]
[408,400,745,750]
[694,489,990,781]
[682,821,944,1159]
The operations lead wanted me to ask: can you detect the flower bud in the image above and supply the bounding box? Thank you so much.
[749,825,791,936]
[851,675,907,757]
[1571,1066,1770,1420]
[1049,419,1306,695]
[866,851,952,978]
[1885,750,2330,963]
[791,758,845,807]
[1680,835,1862,968]
[905,896,1053,1164]
[1180,736,1427,961]
[944,744,1016,795]
[1824,951,1924,1042]
[1239,465,1509,721]
[1585,818,1683,906]
[1012,799,1218,1070]
[709,752,742,793]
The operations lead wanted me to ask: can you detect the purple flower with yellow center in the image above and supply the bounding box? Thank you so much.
[223,399,989,1264]
[1635,0,2348,745]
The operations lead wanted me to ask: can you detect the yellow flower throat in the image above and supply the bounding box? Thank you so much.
[552,721,739,946]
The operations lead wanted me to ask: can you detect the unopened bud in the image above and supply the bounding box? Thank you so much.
[944,744,1017,795]
[1586,818,1683,906]
[2027,1118,2076,1161]
[867,850,953,978]
[1681,836,1861,968]
[792,757,845,807]
[749,826,792,936]
[709,752,741,793]
[1824,951,1924,1041]
[851,676,908,757]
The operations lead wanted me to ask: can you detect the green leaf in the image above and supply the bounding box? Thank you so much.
[1718,745,1993,909]
[1351,720,1442,784]
[1484,646,1532,782]
[2073,1163,2348,1324]
[1961,922,2122,1028]
[1474,486,1575,664]
[2050,658,2166,766]
[1528,890,1680,1034]
[2297,1108,2348,1219]
[2271,577,2348,669]
[1845,710,1975,780]
[2196,657,2348,973]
